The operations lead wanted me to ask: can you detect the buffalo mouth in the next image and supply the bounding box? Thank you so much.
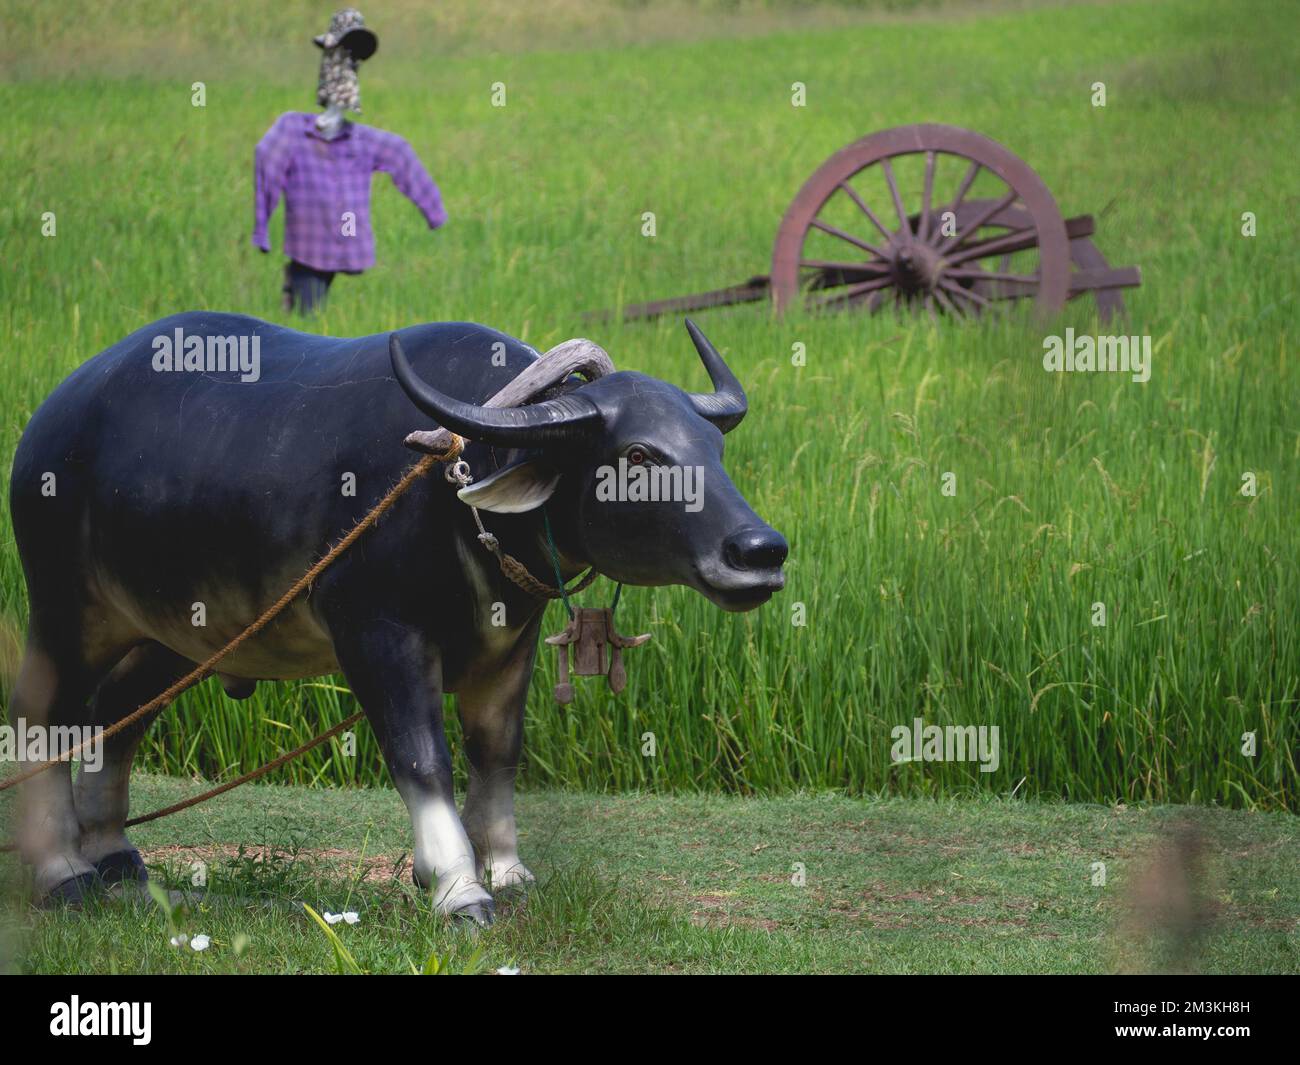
[694,563,786,612]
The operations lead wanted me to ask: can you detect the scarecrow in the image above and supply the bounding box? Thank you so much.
[252,9,447,314]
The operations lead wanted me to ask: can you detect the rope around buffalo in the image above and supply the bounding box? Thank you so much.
[444,457,600,603]
[0,432,597,819]
[0,710,370,854]
[0,449,447,801]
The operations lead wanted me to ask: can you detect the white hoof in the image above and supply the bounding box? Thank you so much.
[433,871,493,915]
[481,859,535,893]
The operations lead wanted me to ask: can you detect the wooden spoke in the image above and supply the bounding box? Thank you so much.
[837,181,894,242]
[918,151,936,243]
[808,276,892,309]
[809,218,889,259]
[947,224,1041,264]
[948,160,981,219]
[880,158,912,242]
[941,279,992,310]
[938,188,1019,254]
[931,285,963,318]
[951,214,1099,265]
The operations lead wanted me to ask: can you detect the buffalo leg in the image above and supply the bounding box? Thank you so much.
[74,642,195,880]
[329,621,493,924]
[458,622,540,893]
[10,635,102,900]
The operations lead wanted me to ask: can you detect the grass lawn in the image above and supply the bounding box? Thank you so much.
[3,777,1297,974]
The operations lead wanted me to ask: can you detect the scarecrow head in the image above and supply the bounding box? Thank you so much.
[314,8,379,113]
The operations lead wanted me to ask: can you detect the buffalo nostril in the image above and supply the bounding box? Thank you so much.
[723,527,789,570]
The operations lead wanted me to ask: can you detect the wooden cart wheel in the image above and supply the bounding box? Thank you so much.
[770,124,1070,320]
[951,200,1127,324]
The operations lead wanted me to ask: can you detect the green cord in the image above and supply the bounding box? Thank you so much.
[542,508,574,619]
[542,507,621,619]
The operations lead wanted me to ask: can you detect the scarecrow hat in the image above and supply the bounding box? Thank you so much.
[313,8,378,60]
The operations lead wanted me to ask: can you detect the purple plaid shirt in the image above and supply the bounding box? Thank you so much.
[252,112,447,272]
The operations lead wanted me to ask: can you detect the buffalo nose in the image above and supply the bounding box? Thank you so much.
[723,526,789,570]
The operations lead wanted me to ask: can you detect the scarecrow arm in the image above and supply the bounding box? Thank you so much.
[374,131,448,230]
[251,113,297,252]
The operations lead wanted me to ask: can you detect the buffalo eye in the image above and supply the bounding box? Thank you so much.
[627,447,647,465]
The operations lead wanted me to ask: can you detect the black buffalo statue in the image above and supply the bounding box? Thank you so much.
[8,313,787,923]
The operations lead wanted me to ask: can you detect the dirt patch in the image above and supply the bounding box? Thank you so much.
[143,844,410,884]
[849,882,1041,929]
[687,893,778,932]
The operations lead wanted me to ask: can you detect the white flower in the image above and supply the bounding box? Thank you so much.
[169,934,189,947]
[323,911,344,925]
[343,912,360,925]
[496,966,521,976]
[190,935,211,952]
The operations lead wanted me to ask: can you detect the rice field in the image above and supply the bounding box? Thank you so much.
[0,0,1296,810]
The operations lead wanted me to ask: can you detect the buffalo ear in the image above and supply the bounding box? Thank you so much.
[457,460,560,514]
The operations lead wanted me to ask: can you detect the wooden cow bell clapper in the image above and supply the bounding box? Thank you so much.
[545,606,650,704]
[536,509,650,704]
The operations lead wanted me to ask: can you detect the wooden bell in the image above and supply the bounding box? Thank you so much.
[544,607,650,704]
